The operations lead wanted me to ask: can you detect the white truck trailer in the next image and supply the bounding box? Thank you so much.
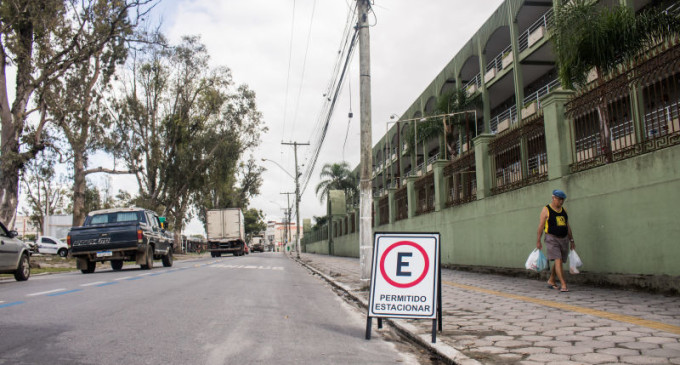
[206,208,246,257]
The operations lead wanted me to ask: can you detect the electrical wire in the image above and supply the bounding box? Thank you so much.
[281,0,297,145]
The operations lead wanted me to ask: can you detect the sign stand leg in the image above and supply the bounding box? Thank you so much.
[378,317,383,329]
[431,319,437,343]
[365,316,372,340]
[438,259,443,332]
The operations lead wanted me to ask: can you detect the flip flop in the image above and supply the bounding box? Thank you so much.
[560,288,569,292]
[547,284,559,290]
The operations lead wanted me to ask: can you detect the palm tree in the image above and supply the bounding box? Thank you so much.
[404,87,480,159]
[315,162,358,203]
[552,0,680,161]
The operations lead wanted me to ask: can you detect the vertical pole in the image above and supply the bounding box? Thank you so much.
[358,0,373,282]
[294,143,301,259]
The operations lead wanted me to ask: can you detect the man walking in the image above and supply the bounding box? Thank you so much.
[536,189,575,292]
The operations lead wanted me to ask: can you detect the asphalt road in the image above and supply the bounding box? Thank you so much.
[0,253,421,365]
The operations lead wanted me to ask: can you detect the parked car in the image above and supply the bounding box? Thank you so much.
[35,236,69,257]
[0,221,31,281]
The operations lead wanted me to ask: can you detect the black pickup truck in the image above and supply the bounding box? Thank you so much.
[67,208,173,273]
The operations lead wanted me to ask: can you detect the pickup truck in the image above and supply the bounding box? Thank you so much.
[67,208,173,273]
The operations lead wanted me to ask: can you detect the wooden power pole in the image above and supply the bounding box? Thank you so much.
[282,141,309,259]
[357,0,373,281]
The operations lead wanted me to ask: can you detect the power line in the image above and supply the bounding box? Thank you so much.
[281,0,297,145]
[290,0,318,134]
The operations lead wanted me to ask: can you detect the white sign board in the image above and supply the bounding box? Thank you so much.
[368,232,439,319]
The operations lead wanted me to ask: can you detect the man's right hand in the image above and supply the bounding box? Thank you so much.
[536,241,542,250]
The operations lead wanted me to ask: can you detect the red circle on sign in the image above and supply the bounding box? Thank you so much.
[379,241,429,288]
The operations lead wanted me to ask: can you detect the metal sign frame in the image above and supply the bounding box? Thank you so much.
[365,232,442,343]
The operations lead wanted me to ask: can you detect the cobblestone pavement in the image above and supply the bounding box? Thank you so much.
[296,253,680,365]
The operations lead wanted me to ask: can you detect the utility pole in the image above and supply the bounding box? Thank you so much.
[282,141,309,259]
[357,0,373,281]
[280,192,294,254]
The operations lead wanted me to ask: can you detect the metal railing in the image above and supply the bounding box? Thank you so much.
[427,153,440,165]
[414,173,435,216]
[490,105,518,134]
[518,8,554,52]
[464,74,482,95]
[395,187,408,222]
[444,151,477,207]
[523,79,561,110]
[485,44,513,75]
[378,196,389,226]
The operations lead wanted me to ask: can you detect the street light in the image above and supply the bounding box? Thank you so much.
[261,158,295,179]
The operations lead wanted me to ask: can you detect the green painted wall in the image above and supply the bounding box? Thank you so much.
[306,144,680,276]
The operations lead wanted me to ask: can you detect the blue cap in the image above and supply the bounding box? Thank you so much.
[552,189,567,199]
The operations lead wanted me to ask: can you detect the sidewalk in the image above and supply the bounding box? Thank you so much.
[296,253,680,365]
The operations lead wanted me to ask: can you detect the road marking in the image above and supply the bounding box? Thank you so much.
[115,276,133,281]
[125,277,142,281]
[96,282,118,287]
[47,289,82,297]
[27,288,66,297]
[0,301,25,308]
[442,280,680,335]
[81,281,106,287]
[209,264,284,271]
[136,273,152,277]
[148,273,162,276]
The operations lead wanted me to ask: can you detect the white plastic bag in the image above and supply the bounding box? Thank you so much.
[525,248,547,272]
[569,249,583,274]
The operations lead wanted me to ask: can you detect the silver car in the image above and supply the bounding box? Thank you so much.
[0,221,31,281]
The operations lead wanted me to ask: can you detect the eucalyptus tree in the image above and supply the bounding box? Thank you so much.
[112,36,266,241]
[552,0,680,161]
[0,0,155,228]
[20,151,68,234]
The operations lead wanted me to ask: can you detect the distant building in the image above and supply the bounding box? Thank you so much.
[265,220,303,252]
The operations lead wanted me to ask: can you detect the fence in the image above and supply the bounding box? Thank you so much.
[444,151,477,207]
[395,186,408,221]
[490,115,548,194]
[414,172,435,215]
[378,195,389,226]
[567,41,680,172]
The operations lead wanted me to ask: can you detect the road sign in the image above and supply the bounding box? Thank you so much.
[369,232,439,319]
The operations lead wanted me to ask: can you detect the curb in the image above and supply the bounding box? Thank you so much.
[293,257,481,365]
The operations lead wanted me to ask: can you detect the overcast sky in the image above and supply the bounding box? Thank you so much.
[93,0,505,234]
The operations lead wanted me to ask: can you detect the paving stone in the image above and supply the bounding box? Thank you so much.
[620,342,660,350]
[579,330,613,337]
[640,347,680,357]
[620,356,670,364]
[570,352,619,364]
[596,347,640,356]
[519,335,553,342]
[669,357,680,365]
[533,340,573,347]
[573,341,616,349]
[494,340,532,348]
[526,353,571,362]
[638,336,679,344]
[614,330,648,337]
[497,353,524,361]
[510,347,550,354]
[552,345,594,355]
[517,360,543,365]
[556,335,593,342]
[472,346,507,354]
[506,330,535,336]
[662,342,680,351]
[597,335,638,343]
[543,329,574,337]
[484,335,514,342]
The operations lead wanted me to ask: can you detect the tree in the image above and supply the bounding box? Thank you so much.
[314,162,357,203]
[111,36,266,241]
[243,208,266,237]
[0,0,155,228]
[20,152,68,234]
[41,1,143,226]
[552,0,680,161]
[311,215,328,231]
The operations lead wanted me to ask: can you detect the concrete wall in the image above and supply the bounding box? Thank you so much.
[305,143,680,277]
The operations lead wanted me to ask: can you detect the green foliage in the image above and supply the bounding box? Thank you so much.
[315,162,358,203]
[243,208,267,236]
[552,0,680,89]
[311,215,328,231]
[20,152,68,234]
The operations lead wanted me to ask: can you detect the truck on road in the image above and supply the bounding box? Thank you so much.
[207,208,246,257]
[250,235,265,252]
[67,208,174,273]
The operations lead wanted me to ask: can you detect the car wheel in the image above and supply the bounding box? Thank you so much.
[141,245,154,270]
[81,260,96,274]
[14,254,30,281]
[111,260,123,271]
[162,249,173,267]
[58,248,68,258]
[216,252,222,257]
[210,252,215,258]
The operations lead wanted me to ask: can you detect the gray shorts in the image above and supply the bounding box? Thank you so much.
[545,233,569,262]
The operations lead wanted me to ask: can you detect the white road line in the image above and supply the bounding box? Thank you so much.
[0,301,5,304]
[114,276,133,281]
[136,273,152,277]
[27,288,66,297]
[80,281,106,287]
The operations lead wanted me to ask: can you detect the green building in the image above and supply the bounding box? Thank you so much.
[303,0,680,292]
